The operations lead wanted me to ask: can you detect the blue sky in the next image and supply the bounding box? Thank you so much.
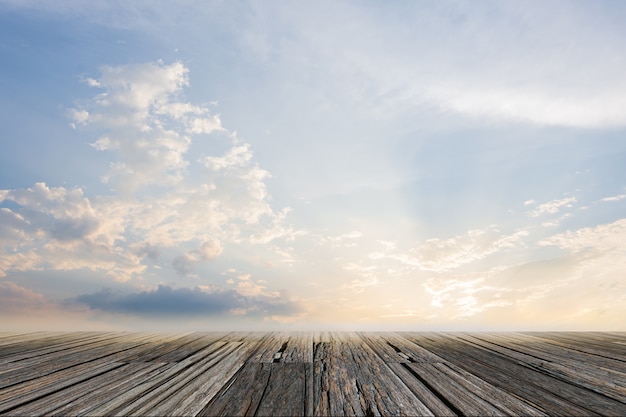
[1,0,626,331]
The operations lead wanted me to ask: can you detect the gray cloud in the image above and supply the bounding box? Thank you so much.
[172,255,195,277]
[73,284,302,317]
[50,217,99,241]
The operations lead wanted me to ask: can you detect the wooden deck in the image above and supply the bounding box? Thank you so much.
[0,332,624,416]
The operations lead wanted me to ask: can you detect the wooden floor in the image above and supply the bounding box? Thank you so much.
[0,332,624,416]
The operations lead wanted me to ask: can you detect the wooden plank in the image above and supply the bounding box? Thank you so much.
[0,359,125,414]
[139,341,265,417]
[312,332,434,416]
[117,332,208,363]
[7,362,161,416]
[43,363,176,417]
[359,333,411,363]
[256,363,308,417]
[0,332,58,347]
[81,341,231,416]
[363,332,446,363]
[426,361,547,416]
[244,333,289,363]
[0,333,160,388]
[0,333,182,414]
[238,332,313,363]
[200,361,311,417]
[0,333,109,360]
[488,332,626,372]
[407,362,512,416]
[362,333,457,416]
[403,333,621,416]
[0,333,128,372]
[459,333,626,403]
[156,333,229,363]
[0,331,623,416]
[385,363,456,417]
[280,332,314,363]
[521,332,626,362]
[86,340,258,417]
[403,334,580,415]
[199,362,271,416]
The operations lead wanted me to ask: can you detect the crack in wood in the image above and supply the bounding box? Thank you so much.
[272,341,289,363]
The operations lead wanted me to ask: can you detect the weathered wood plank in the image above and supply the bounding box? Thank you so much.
[0,331,623,416]
[0,332,112,360]
[313,332,434,416]
[6,362,162,416]
[0,333,128,373]
[407,362,511,416]
[81,341,233,416]
[0,333,187,414]
[280,332,314,363]
[486,332,626,372]
[117,332,209,363]
[156,332,229,363]
[199,362,271,416]
[256,363,308,417]
[364,332,446,363]
[201,362,310,417]
[44,363,176,416]
[0,333,160,389]
[0,332,58,347]
[141,341,265,417]
[385,363,456,416]
[244,333,290,363]
[458,333,626,403]
[521,332,626,362]
[0,360,125,414]
[359,333,411,363]
[404,333,624,416]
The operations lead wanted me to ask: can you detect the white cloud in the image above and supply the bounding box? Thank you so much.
[69,61,225,191]
[422,277,512,318]
[527,196,576,217]
[601,194,626,202]
[539,218,626,253]
[426,85,626,128]
[0,61,301,284]
[203,144,253,171]
[267,1,626,129]
[0,183,143,281]
[321,230,363,248]
[369,227,528,273]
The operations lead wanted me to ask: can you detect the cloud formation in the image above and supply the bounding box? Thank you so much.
[0,61,299,282]
[369,226,528,273]
[74,284,303,318]
[526,196,577,218]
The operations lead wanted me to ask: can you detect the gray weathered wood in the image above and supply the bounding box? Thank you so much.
[313,332,435,416]
[404,332,625,416]
[0,331,623,416]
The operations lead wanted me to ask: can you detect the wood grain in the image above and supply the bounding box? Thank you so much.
[0,332,623,416]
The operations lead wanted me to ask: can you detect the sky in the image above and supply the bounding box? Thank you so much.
[1,0,626,331]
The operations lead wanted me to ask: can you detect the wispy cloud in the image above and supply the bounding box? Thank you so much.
[526,196,576,218]
[601,194,626,202]
[368,226,528,273]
